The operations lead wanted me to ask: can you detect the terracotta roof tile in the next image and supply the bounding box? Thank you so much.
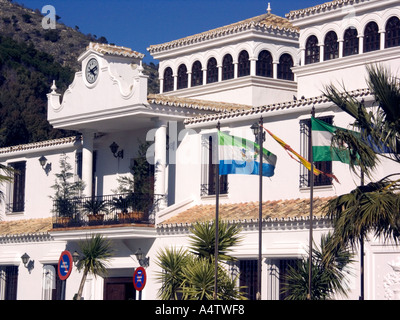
[0,136,81,155]
[286,0,360,20]
[0,218,53,237]
[88,42,145,59]
[148,94,252,113]
[184,88,372,125]
[161,197,333,225]
[148,13,299,54]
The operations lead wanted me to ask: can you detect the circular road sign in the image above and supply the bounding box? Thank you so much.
[58,250,73,281]
[133,267,147,291]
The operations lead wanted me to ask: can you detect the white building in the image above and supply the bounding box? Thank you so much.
[1,0,400,300]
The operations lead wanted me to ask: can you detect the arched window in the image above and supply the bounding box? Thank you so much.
[222,54,234,80]
[278,54,294,81]
[177,64,188,90]
[191,61,203,87]
[364,21,380,52]
[324,31,339,61]
[343,27,359,57]
[256,50,273,77]
[385,16,400,48]
[238,50,250,77]
[207,58,218,84]
[163,67,173,92]
[305,35,320,65]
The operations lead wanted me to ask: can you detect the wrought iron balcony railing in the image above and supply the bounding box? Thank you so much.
[52,193,165,229]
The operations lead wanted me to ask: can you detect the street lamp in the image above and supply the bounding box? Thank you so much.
[21,253,30,267]
[135,248,149,268]
[109,142,124,159]
[72,251,80,266]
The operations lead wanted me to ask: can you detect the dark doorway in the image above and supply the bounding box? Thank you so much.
[104,277,136,300]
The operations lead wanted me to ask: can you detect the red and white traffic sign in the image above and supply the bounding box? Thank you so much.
[57,250,73,281]
[133,267,147,291]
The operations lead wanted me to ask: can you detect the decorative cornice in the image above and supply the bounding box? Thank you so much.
[87,42,145,59]
[286,0,368,20]
[184,88,372,125]
[0,136,81,155]
[148,13,299,55]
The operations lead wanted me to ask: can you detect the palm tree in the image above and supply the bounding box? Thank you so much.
[155,220,245,300]
[323,65,400,245]
[323,65,400,299]
[155,247,188,300]
[74,234,114,300]
[281,233,354,300]
[188,220,243,262]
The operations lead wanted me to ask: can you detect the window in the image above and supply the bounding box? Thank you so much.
[163,67,173,92]
[0,266,18,300]
[7,161,26,213]
[256,50,273,78]
[177,64,188,90]
[239,260,257,300]
[343,27,359,57]
[364,21,380,52]
[305,35,320,65]
[207,58,218,84]
[278,54,294,81]
[42,265,64,300]
[300,117,333,188]
[201,134,228,196]
[278,259,300,300]
[191,61,203,87]
[324,31,339,61]
[385,16,400,48]
[222,54,234,80]
[238,50,250,77]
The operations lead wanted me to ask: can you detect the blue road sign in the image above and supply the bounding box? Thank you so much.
[133,267,147,291]
[58,250,73,281]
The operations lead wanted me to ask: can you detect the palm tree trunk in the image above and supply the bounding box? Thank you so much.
[75,268,88,300]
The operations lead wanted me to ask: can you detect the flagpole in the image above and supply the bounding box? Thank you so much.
[359,169,365,300]
[214,121,221,300]
[308,106,315,300]
[257,116,264,301]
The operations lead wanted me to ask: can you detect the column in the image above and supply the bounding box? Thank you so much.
[319,43,324,62]
[154,119,168,209]
[359,35,364,54]
[300,48,305,66]
[250,58,257,76]
[338,39,344,58]
[273,61,278,79]
[82,131,94,197]
[217,65,223,82]
[380,30,386,50]
[234,62,238,78]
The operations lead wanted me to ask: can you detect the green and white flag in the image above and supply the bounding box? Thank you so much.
[311,117,353,163]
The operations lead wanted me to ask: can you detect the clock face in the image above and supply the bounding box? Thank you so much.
[86,58,99,84]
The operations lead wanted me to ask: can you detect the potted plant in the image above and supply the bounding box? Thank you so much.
[50,154,85,226]
[82,199,108,224]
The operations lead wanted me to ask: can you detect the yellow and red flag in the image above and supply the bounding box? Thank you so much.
[263,126,339,183]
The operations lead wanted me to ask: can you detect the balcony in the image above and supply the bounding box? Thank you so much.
[52,193,165,229]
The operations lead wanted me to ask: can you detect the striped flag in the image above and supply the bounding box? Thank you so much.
[311,117,353,163]
[218,131,277,177]
[264,127,339,183]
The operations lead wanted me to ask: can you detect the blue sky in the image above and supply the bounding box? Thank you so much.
[19,0,324,63]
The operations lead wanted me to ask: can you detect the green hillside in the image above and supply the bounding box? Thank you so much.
[0,0,159,147]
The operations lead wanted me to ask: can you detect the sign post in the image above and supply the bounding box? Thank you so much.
[133,267,147,300]
[58,250,73,300]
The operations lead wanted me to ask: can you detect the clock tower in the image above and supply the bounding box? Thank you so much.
[47,42,149,133]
